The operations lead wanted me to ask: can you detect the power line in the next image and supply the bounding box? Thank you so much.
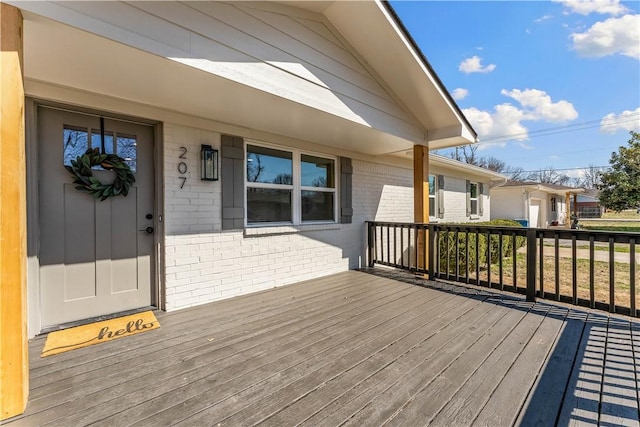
[478,113,640,144]
[520,165,609,173]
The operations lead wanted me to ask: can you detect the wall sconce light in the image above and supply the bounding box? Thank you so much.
[201,144,218,181]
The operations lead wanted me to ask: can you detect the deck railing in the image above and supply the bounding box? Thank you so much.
[366,221,639,318]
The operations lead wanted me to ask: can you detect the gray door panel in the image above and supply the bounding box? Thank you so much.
[38,107,154,327]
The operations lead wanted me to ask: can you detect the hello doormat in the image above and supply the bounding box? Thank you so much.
[41,311,160,357]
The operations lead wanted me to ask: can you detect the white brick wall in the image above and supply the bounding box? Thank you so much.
[439,176,491,223]
[352,160,413,223]
[163,125,413,311]
[162,123,494,311]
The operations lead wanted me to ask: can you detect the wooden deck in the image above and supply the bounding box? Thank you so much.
[6,269,640,426]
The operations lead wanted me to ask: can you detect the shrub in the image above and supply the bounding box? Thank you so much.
[436,219,526,275]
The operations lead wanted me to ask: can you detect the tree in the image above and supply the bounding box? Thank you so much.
[527,166,570,186]
[571,164,603,189]
[447,145,529,180]
[503,165,528,181]
[598,131,640,212]
[477,156,506,172]
[449,145,479,165]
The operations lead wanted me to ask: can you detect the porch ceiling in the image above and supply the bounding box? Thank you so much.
[22,13,419,156]
[17,0,477,156]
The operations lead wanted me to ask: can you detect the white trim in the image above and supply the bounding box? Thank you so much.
[469,181,479,217]
[244,139,338,227]
[428,173,437,221]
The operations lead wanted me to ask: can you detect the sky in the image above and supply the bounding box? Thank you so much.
[390,0,640,180]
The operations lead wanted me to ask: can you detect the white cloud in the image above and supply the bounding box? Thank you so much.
[565,168,586,179]
[571,14,640,59]
[535,15,553,23]
[463,89,578,147]
[458,56,496,74]
[452,88,469,100]
[553,0,628,16]
[600,107,640,133]
[464,105,529,148]
[501,89,579,122]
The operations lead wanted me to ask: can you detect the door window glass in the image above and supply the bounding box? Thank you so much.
[63,125,137,172]
[63,126,89,166]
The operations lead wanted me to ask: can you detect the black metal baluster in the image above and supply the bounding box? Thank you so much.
[609,236,615,312]
[630,237,636,317]
[572,235,577,305]
[539,232,544,299]
[555,233,560,301]
[589,236,595,308]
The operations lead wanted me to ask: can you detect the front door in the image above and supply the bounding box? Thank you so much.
[37,106,155,328]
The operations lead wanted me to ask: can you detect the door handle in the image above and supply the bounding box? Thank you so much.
[139,226,154,234]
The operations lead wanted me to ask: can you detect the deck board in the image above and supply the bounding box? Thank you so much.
[429,303,551,426]
[6,269,640,427]
[599,317,640,427]
[557,312,609,426]
[464,304,570,426]
[27,275,407,425]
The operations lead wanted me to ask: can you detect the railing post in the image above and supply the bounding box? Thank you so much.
[429,224,437,281]
[526,228,537,302]
[367,222,374,268]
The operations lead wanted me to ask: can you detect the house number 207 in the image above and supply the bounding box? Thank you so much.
[178,146,188,189]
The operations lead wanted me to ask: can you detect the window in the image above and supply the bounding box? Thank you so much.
[246,143,336,225]
[469,182,479,216]
[63,125,137,171]
[428,175,436,218]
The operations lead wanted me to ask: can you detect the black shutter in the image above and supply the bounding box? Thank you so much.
[479,182,484,215]
[221,135,245,230]
[339,157,353,224]
[466,180,471,217]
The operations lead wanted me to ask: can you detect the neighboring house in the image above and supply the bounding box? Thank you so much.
[1,1,479,417]
[366,153,507,224]
[427,155,507,223]
[576,189,603,218]
[491,180,584,227]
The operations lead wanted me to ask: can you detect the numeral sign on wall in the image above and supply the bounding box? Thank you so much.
[178,146,187,189]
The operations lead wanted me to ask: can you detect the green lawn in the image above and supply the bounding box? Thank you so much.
[581,225,640,233]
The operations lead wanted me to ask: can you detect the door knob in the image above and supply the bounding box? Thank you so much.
[139,226,154,234]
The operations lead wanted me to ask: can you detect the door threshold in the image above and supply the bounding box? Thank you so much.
[38,306,157,336]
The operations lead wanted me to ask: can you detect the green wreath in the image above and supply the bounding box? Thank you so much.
[65,148,135,201]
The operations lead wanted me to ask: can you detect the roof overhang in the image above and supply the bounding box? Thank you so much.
[496,183,586,196]
[13,1,476,155]
[321,1,477,149]
[430,154,508,183]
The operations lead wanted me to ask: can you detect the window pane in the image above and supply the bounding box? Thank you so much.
[63,126,89,166]
[91,131,115,170]
[470,183,478,198]
[301,155,334,188]
[429,175,436,195]
[117,133,137,172]
[429,197,436,217]
[247,145,292,185]
[91,130,114,154]
[301,191,334,222]
[247,188,292,223]
[471,200,478,215]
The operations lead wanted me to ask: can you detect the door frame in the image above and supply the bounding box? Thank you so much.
[25,98,164,336]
